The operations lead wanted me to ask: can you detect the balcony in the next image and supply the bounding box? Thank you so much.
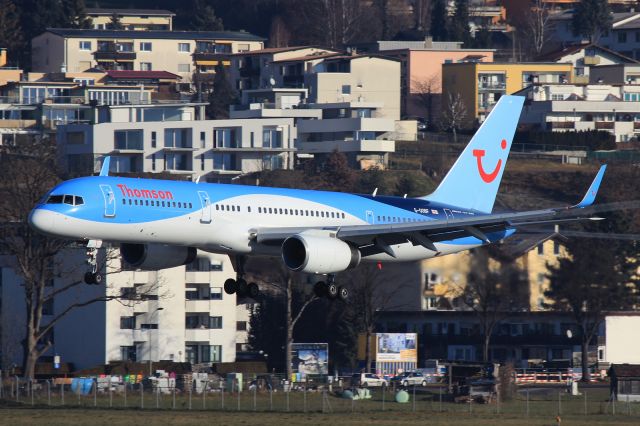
[0,119,37,128]
[93,50,137,61]
[185,271,210,284]
[297,117,395,134]
[549,121,575,130]
[283,75,305,88]
[133,301,149,314]
[595,121,615,130]
[478,81,506,91]
[185,300,212,313]
[193,52,230,64]
[185,329,212,341]
[132,329,150,342]
[298,139,395,154]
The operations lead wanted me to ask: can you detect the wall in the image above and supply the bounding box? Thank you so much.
[604,315,640,364]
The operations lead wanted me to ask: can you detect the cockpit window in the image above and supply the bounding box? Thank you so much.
[47,194,84,206]
[46,195,64,204]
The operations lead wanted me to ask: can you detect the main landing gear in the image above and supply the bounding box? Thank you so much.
[224,255,260,299]
[313,275,348,302]
[84,240,103,285]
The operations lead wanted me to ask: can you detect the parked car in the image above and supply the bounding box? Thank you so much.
[390,371,428,387]
[352,373,388,387]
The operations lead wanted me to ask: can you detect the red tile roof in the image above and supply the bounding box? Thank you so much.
[105,70,181,80]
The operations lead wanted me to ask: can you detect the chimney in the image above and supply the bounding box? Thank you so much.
[424,36,433,49]
[0,48,6,67]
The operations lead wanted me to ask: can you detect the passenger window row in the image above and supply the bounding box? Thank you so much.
[377,215,426,223]
[122,198,193,209]
[258,207,345,219]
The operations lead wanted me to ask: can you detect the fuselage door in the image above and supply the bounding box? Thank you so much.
[99,184,116,218]
[198,191,212,224]
[366,210,374,224]
[443,208,454,221]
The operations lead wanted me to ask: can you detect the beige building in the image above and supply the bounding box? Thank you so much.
[87,8,175,31]
[31,29,264,86]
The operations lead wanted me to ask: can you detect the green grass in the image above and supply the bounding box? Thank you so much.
[2,386,639,425]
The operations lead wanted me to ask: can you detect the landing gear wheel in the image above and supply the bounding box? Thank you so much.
[93,273,102,285]
[236,279,248,297]
[314,281,327,298]
[247,282,260,299]
[338,286,349,301]
[327,283,338,299]
[224,278,237,294]
[84,271,94,284]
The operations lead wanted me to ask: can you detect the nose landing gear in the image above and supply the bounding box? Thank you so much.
[84,240,103,285]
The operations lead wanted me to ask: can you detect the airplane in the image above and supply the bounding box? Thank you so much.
[29,95,608,301]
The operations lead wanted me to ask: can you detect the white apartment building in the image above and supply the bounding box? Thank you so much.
[0,248,250,370]
[56,101,296,181]
[31,29,264,84]
[539,43,639,84]
[230,52,413,168]
[590,64,640,85]
[518,83,640,142]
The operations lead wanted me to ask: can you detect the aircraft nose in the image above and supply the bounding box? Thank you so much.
[28,208,56,235]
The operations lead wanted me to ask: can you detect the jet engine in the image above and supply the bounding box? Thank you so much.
[120,243,197,270]
[281,231,360,274]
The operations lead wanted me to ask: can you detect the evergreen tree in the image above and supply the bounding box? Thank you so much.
[60,0,92,29]
[321,150,357,192]
[108,12,124,30]
[571,0,612,42]
[177,0,224,31]
[449,0,471,45]
[430,0,448,41]
[207,62,237,119]
[0,0,24,64]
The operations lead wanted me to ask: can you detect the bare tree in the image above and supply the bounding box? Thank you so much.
[440,92,468,143]
[458,248,528,362]
[412,74,441,127]
[412,0,431,32]
[347,264,410,372]
[523,0,552,57]
[268,14,292,48]
[0,140,162,378]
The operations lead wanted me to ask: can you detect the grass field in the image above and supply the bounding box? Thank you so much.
[2,386,640,425]
[2,408,640,426]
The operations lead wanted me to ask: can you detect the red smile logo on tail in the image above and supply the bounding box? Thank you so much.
[473,139,507,183]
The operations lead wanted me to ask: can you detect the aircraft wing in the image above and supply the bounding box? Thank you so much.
[254,166,627,256]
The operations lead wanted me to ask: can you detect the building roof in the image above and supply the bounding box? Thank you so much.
[536,43,639,64]
[272,52,344,63]
[377,40,464,51]
[43,28,264,42]
[104,70,181,80]
[233,46,333,56]
[86,8,176,17]
[320,53,401,63]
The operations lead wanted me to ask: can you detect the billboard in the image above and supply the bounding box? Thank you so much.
[376,333,417,362]
[291,343,329,375]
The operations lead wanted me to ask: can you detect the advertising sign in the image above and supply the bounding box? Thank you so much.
[376,333,417,362]
[291,343,329,375]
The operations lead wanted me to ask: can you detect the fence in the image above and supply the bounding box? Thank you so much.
[0,375,638,418]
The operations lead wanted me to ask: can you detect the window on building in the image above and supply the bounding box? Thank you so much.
[164,128,192,148]
[618,31,628,43]
[140,62,152,71]
[537,244,544,255]
[200,155,205,171]
[165,153,190,171]
[120,346,137,362]
[210,316,223,329]
[178,43,191,52]
[262,127,282,148]
[114,129,143,150]
[140,323,158,329]
[42,299,54,315]
[120,316,135,329]
[178,64,191,73]
[151,131,157,147]
[79,41,91,51]
[553,241,560,255]
[341,85,351,95]
[200,131,206,148]
[139,42,152,52]
[213,153,236,170]
[236,321,247,331]
[214,128,240,148]
[210,287,223,300]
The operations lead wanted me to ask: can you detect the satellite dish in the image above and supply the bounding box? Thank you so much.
[269,77,276,87]
[566,330,573,338]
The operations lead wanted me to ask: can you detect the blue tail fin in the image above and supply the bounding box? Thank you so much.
[421,95,525,213]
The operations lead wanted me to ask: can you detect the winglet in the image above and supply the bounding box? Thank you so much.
[573,165,606,208]
[99,157,111,176]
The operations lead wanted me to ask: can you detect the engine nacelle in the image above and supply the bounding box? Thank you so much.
[120,243,197,270]
[281,231,360,274]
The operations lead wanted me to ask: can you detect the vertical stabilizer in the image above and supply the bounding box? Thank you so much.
[421,95,525,213]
